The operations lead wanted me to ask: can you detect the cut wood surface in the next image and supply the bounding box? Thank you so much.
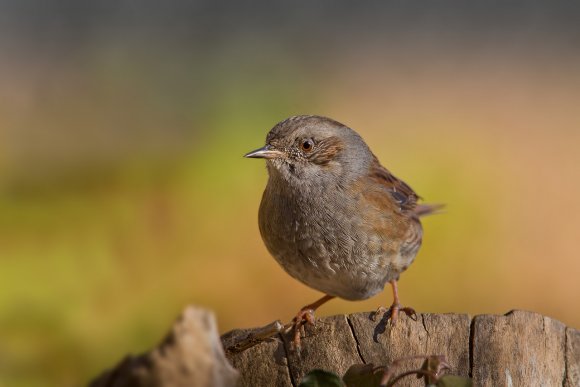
[89,307,579,387]
[223,310,579,387]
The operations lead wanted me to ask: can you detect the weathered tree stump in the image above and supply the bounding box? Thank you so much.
[90,306,239,387]
[90,308,579,387]
[222,310,579,387]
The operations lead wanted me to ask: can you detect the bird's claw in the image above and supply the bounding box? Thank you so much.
[400,306,417,321]
[371,306,388,322]
[371,304,417,324]
[291,308,316,351]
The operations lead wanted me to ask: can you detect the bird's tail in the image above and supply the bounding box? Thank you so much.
[414,203,445,217]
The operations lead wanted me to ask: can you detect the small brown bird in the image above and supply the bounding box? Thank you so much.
[245,115,439,348]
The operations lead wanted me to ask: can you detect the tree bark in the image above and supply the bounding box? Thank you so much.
[223,310,579,387]
[90,306,239,387]
[90,308,579,387]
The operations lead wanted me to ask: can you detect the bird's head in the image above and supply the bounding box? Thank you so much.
[244,115,372,186]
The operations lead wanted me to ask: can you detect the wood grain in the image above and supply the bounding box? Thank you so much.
[89,308,579,387]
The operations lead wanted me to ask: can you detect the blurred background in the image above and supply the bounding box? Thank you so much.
[1,1,579,386]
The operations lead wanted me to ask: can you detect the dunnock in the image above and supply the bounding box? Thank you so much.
[245,115,440,348]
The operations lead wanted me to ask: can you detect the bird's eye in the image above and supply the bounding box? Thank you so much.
[301,139,314,152]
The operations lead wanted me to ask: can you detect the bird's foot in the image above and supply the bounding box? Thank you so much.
[371,304,417,324]
[371,305,388,322]
[284,294,334,351]
[290,308,317,351]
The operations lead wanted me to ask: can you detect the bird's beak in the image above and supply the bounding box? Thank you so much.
[244,145,284,159]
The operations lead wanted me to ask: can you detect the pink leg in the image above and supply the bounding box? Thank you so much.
[291,294,335,350]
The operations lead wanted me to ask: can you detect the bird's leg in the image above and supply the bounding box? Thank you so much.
[290,294,335,350]
[372,280,417,324]
[388,279,417,323]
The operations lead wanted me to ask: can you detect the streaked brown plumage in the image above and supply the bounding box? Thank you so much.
[245,115,439,349]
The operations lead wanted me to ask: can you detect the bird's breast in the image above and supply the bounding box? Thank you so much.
[257,181,406,300]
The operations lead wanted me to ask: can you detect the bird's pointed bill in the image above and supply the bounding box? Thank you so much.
[244,145,284,159]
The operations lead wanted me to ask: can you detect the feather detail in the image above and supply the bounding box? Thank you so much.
[368,155,419,213]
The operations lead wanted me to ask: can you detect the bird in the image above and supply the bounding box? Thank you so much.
[244,115,440,349]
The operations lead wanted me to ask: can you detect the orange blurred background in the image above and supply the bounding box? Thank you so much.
[1,2,579,386]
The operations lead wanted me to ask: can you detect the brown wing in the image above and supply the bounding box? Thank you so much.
[368,155,419,214]
[350,158,417,256]
[348,156,420,271]
[348,156,435,277]
[370,156,444,217]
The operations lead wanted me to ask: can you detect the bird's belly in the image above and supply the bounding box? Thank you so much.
[267,234,402,301]
[258,188,417,301]
[279,255,388,300]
